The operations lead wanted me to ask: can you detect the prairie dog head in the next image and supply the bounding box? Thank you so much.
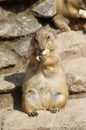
[33,25,57,52]
[79,0,86,9]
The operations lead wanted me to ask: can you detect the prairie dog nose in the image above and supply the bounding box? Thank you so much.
[39,46,45,52]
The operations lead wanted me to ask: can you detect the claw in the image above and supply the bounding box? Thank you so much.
[28,111,38,117]
[36,56,40,61]
[47,108,57,113]
[36,55,45,61]
[40,55,45,61]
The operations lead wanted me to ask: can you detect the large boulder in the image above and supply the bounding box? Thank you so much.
[0,13,42,37]
[56,31,86,60]
[0,72,24,93]
[12,35,33,58]
[0,49,18,70]
[32,0,57,17]
[0,79,15,93]
[0,7,14,20]
[64,57,86,93]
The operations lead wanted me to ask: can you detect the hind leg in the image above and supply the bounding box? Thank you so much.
[47,92,67,113]
[22,90,39,116]
[52,14,71,31]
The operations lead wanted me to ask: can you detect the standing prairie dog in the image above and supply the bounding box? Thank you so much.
[22,25,68,116]
[52,0,86,31]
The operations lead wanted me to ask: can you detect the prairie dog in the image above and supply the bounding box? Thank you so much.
[53,0,86,31]
[22,25,68,116]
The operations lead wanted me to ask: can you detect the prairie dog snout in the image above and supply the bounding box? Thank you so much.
[36,48,50,61]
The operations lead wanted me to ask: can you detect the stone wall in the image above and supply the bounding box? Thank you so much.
[0,0,86,94]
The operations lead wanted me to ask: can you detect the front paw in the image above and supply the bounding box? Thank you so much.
[39,55,46,61]
[36,55,45,61]
[36,49,50,61]
[28,111,38,117]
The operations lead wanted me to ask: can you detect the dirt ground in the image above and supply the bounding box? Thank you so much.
[0,95,86,130]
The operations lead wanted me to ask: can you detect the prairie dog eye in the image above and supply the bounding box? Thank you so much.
[47,35,50,40]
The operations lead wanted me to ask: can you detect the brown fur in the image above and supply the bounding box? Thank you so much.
[22,25,68,116]
[52,0,86,31]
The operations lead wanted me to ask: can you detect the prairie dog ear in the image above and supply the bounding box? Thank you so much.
[45,25,57,38]
[51,29,57,38]
[43,25,53,32]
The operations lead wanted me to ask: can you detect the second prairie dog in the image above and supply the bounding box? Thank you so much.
[52,0,86,31]
[22,25,68,116]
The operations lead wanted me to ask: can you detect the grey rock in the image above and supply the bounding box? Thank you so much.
[64,57,86,93]
[0,77,15,93]
[0,7,14,20]
[0,72,24,93]
[32,0,57,17]
[55,31,86,60]
[0,13,42,37]
[12,35,33,57]
[0,49,17,69]
[2,97,86,130]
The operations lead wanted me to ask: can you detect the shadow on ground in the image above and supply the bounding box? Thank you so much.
[4,72,25,111]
